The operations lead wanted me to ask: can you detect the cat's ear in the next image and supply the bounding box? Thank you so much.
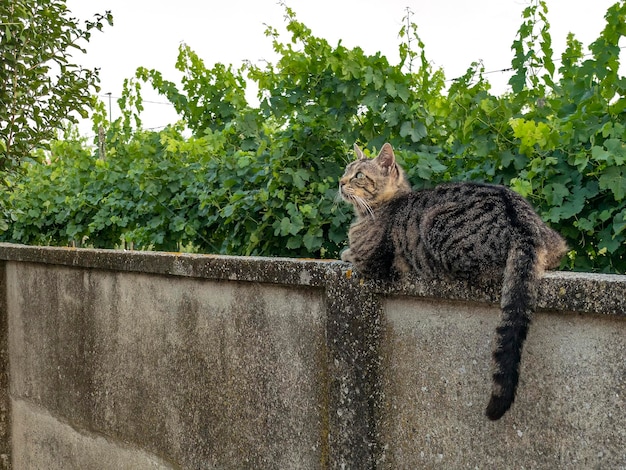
[375,143,396,173]
[353,143,366,160]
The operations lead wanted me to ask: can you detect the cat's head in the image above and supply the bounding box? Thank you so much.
[339,142,411,218]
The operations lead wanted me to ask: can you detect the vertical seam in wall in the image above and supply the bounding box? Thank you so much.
[0,261,11,470]
[323,265,384,469]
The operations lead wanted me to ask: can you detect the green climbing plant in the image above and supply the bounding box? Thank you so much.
[2,1,625,272]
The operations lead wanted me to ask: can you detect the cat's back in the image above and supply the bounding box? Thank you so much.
[419,181,522,204]
[389,181,527,220]
[401,181,539,221]
[392,181,566,270]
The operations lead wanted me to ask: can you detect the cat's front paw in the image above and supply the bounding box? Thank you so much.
[340,248,353,262]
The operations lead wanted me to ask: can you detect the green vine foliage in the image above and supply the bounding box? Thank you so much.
[2,1,625,272]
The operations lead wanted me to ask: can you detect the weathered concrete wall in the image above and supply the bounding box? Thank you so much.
[7,263,327,469]
[380,298,624,468]
[0,243,624,469]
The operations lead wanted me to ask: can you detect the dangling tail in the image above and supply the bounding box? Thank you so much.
[485,241,539,420]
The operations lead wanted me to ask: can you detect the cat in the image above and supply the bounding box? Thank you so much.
[340,142,568,420]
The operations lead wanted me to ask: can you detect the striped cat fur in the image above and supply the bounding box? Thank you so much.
[340,142,567,420]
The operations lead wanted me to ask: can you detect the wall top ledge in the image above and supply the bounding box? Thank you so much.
[0,243,623,317]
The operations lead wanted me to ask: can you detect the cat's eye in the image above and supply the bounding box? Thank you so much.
[355,172,365,180]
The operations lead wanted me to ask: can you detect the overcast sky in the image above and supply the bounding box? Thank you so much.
[65,0,622,135]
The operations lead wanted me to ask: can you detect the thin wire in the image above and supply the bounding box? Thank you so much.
[97,94,175,106]
[447,45,626,83]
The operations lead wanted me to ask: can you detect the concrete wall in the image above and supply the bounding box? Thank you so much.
[0,243,624,469]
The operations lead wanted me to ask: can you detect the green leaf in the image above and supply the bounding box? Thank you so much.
[385,80,397,97]
[598,227,622,254]
[279,217,291,236]
[613,209,626,237]
[288,213,304,235]
[591,145,610,162]
[286,236,301,249]
[303,229,323,251]
[603,138,626,165]
[396,83,410,102]
[598,166,626,201]
[543,183,570,206]
[510,177,533,197]
[400,121,427,143]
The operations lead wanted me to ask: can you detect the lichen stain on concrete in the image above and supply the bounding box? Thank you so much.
[299,269,312,285]
[169,257,193,277]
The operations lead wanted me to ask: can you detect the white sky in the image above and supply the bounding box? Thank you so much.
[66,0,622,135]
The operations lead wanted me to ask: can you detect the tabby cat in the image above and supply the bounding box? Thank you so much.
[340,142,567,420]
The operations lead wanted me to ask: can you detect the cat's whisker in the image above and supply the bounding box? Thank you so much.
[362,200,375,220]
[339,184,376,220]
[354,195,375,220]
[331,192,350,215]
[334,189,344,204]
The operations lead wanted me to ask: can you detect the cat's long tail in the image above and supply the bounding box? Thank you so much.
[486,239,540,421]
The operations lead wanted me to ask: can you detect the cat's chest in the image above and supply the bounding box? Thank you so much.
[349,216,387,245]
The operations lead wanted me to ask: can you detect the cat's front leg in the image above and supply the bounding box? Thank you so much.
[340,248,353,262]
